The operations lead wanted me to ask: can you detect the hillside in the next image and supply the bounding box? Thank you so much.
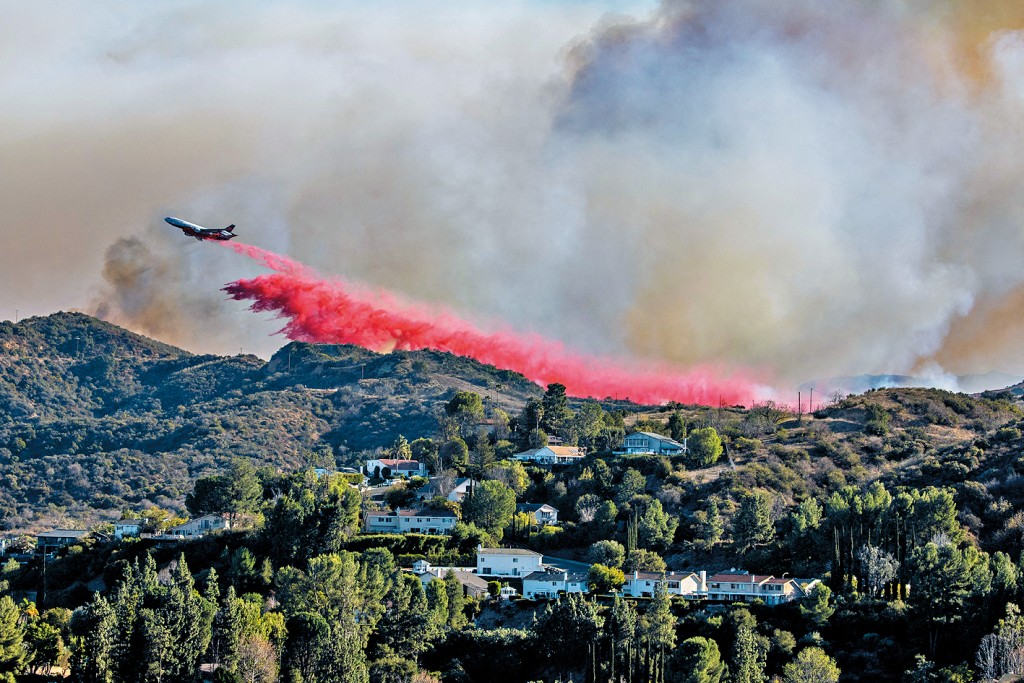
[0,312,542,531]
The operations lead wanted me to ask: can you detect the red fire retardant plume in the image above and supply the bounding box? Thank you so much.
[223,242,757,406]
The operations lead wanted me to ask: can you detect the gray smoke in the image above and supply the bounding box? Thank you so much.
[5,1,1024,391]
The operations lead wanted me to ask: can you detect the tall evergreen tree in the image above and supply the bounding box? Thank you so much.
[0,595,26,683]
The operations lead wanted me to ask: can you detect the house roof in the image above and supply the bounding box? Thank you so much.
[628,571,700,582]
[38,529,88,539]
[373,459,423,468]
[395,508,458,518]
[523,570,589,582]
[708,573,774,584]
[514,446,584,458]
[477,547,543,557]
[517,503,558,513]
[628,432,686,448]
[450,571,489,590]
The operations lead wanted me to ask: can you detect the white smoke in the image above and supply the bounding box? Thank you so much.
[4,0,1024,390]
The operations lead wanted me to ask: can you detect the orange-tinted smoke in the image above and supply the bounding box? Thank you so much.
[222,242,757,406]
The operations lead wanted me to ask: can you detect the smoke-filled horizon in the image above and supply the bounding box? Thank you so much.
[222,240,759,405]
[6,1,1024,391]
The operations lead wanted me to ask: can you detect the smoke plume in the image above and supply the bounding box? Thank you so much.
[223,241,757,405]
[6,1,1024,389]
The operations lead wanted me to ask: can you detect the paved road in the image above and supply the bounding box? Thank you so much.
[543,555,591,573]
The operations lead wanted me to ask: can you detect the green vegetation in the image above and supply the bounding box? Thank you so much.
[5,314,1024,680]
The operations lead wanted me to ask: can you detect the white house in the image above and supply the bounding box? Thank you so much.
[417,477,478,503]
[476,546,545,577]
[363,508,458,535]
[516,503,559,526]
[114,519,145,539]
[705,572,814,605]
[615,432,686,456]
[168,514,230,539]
[366,458,428,479]
[623,570,705,598]
[513,446,585,466]
[522,569,589,600]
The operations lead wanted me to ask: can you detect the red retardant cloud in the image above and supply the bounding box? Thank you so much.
[222,242,757,406]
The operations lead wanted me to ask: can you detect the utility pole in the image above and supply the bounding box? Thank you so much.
[809,388,814,414]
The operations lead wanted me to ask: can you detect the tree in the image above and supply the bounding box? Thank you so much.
[589,564,626,594]
[442,571,466,630]
[669,637,726,683]
[390,434,413,460]
[616,469,646,507]
[236,634,278,683]
[0,596,26,683]
[782,647,840,683]
[731,621,769,683]
[439,438,469,470]
[623,549,666,573]
[24,621,65,675]
[692,498,723,551]
[410,438,439,473]
[857,545,898,597]
[734,490,775,553]
[69,593,116,683]
[283,612,330,683]
[638,499,678,550]
[907,541,991,657]
[484,460,530,496]
[542,383,573,435]
[668,412,686,442]
[534,593,603,677]
[461,480,516,537]
[588,540,626,569]
[641,583,677,681]
[686,427,723,468]
[800,584,835,627]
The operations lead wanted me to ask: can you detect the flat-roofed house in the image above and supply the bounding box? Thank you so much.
[363,508,458,535]
[37,530,89,553]
[114,519,145,539]
[476,546,544,577]
[705,572,809,604]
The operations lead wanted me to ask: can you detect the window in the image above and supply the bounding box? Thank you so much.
[513,558,518,563]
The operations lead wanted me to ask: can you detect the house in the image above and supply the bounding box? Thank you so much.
[516,503,559,526]
[411,560,489,598]
[114,519,145,539]
[476,546,545,577]
[416,477,478,503]
[614,432,686,456]
[513,446,585,466]
[365,458,428,479]
[623,570,705,598]
[168,514,230,539]
[36,530,89,553]
[363,508,458,535]
[523,569,589,600]
[705,572,811,605]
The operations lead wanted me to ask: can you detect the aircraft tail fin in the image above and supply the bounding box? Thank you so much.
[225,224,236,232]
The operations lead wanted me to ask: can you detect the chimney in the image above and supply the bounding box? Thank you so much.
[699,570,707,591]
[634,571,639,580]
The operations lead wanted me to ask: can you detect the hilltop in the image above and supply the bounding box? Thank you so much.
[0,312,543,530]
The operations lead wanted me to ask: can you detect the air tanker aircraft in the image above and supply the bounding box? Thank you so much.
[165,216,237,241]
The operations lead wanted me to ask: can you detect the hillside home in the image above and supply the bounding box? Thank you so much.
[516,503,559,526]
[114,519,145,539]
[411,560,489,598]
[614,432,686,456]
[476,546,545,577]
[623,570,705,598]
[168,514,230,539]
[366,458,428,479]
[706,572,814,605]
[522,569,589,600]
[416,477,478,503]
[36,530,89,553]
[363,508,458,535]
[513,446,585,466]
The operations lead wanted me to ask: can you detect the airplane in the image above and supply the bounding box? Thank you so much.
[164,216,237,241]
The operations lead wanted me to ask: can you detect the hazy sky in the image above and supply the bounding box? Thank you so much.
[5,1,1024,391]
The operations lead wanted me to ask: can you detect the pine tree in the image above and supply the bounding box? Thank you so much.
[70,593,117,683]
[0,596,26,683]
